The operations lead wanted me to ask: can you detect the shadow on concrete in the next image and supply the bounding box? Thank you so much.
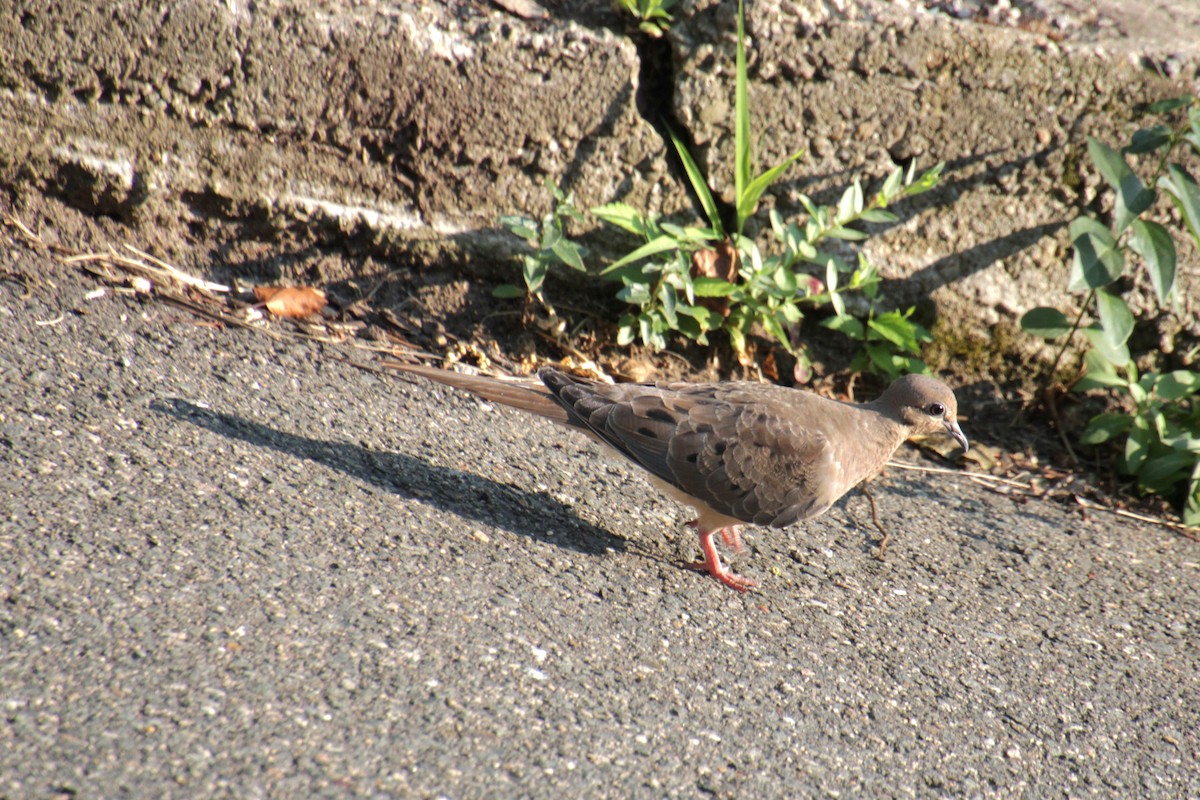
[151,397,626,557]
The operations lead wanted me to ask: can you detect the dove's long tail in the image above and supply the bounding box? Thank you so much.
[383,361,573,426]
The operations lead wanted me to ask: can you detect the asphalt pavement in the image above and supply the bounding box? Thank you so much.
[1,250,1197,798]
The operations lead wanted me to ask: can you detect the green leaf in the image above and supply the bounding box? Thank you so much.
[676,303,719,329]
[734,0,750,223]
[602,262,655,286]
[1146,95,1194,114]
[1068,216,1125,290]
[501,215,539,240]
[903,162,944,195]
[824,226,868,241]
[1087,137,1154,231]
[864,343,903,380]
[616,314,637,345]
[616,282,652,305]
[658,222,720,244]
[1124,416,1153,474]
[591,203,648,236]
[691,277,738,297]
[1074,349,1128,391]
[1186,465,1200,527]
[600,235,680,274]
[836,181,864,223]
[727,325,746,355]
[1125,125,1172,154]
[668,126,723,238]
[736,149,805,227]
[859,208,898,223]
[674,314,703,341]
[1160,163,1200,251]
[1080,412,1135,445]
[777,301,802,324]
[556,199,585,223]
[868,311,925,352]
[549,237,586,271]
[821,314,865,339]
[1094,288,1134,349]
[492,283,525,299]
[1136,451,1196,493]
[881,166,904,198]
[522,257,545,294]
[1128,219,1177,304]
[827,264,844,318]
[761,312,792,351]
[772,266,798,294]
[1020,306,1072,339]
[1127,378,1149,406]
[1082,325,1131,369]
[1155,416,1200,453]
[639,312,665,350]
[658,282,678,328]
[1157,370,1200,399]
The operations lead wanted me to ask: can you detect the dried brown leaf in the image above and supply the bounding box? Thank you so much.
[690,239,739,318]
[255,285,327,318]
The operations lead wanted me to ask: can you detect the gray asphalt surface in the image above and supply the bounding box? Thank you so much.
[2,251,1198,798]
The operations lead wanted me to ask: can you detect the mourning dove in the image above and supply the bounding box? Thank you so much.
[390,363,968,592]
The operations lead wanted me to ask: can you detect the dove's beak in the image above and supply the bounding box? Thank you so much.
[945,419,969,453]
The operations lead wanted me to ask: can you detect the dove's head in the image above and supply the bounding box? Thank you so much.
[878,374,968,452]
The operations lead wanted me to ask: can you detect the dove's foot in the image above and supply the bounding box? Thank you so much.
[684,527,758,593]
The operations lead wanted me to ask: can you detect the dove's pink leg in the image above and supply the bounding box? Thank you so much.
[720,526,744,553]
[683,524,758,593]
[685,520,744,553]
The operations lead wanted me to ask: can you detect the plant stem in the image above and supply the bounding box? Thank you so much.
[1046,288,1095,384]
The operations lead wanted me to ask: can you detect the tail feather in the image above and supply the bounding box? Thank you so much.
[383,361,572,426]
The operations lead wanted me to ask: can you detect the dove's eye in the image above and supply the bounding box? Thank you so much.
[926,402,946,417]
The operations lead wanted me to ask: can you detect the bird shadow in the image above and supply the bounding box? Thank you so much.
[151,398,625,556]
[841,479,1030,557]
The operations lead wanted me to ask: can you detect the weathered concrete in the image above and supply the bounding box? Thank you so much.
[0,0,1197,350]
